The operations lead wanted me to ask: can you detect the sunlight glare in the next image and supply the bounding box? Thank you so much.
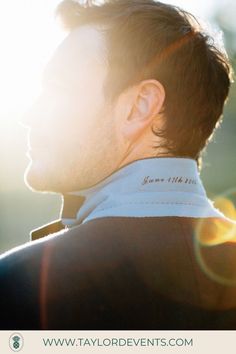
[0,0,64,117]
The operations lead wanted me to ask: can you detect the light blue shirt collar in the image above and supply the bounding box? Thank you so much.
[61,157,225,226]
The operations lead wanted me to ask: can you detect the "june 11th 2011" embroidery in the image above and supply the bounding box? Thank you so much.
[141,176,197,185]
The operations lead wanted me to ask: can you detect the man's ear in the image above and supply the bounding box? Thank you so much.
[121,79,165,141]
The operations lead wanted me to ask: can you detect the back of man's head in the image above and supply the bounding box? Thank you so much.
[57,0,232,167]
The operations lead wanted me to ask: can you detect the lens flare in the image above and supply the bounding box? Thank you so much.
[194,188,236,286]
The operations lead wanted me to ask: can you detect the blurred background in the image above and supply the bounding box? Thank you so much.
[0,0,235,253]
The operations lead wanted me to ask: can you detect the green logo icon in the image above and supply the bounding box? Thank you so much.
[9,333,24,352]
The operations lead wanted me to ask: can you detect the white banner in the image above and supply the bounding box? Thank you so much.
[0,330,236,354]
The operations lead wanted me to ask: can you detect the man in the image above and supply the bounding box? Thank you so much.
[0,0,236,329]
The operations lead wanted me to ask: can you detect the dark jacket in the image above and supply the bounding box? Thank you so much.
[1,216,236,329]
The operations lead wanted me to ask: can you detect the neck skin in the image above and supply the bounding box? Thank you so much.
[119,132,172,171]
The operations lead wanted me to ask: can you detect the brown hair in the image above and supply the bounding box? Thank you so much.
[56,0,233,167]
